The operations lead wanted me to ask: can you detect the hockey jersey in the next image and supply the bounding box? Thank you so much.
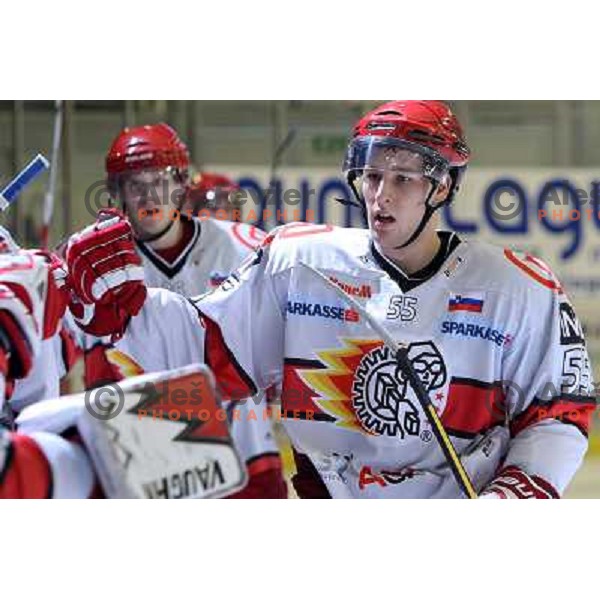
[114,222,595,498]
[0,226,63,422]
[135,217,266,297]
[80,218,283,493]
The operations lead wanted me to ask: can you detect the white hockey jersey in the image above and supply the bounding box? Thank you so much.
[10,337,61,413]
[112,222,596,498]
[81,218,283,486]
[135,217,266,297]
[0,226,62,421]
[98,221,596,497]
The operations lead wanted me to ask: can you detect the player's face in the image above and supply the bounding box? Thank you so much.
[120,169,186,237]
[362,149,436,249]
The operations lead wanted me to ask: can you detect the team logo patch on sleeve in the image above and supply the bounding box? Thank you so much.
[559,302,585,345]
[106,349,145,379]
[448,294,484,313]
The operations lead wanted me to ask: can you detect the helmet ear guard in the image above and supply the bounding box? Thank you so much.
[429,164,467,209]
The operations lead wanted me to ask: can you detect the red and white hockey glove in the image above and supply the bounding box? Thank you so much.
[479,465,559,499]
[66,209,146,337]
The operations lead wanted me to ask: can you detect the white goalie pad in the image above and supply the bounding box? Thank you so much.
[18,363,247,498]
[78,363,247,498]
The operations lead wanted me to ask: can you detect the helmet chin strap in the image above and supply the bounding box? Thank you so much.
[393,184,440,250]
[345,172,369,226]
[348,174,445,251]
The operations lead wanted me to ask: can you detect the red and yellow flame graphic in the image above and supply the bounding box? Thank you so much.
[106,349,145,379]
[300,338,383,432]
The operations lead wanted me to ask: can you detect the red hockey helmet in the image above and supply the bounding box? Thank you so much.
[343,101,471,248]
[343,101,470,202]
[187,172,240,210]
[349,101,469,166]
[106,123,190,176]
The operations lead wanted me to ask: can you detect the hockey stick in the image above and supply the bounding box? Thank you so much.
[270,128,296,178]
[265,105,296,229]
[41,100,64,248]
[0,154,50,212]
[299,261,477,499]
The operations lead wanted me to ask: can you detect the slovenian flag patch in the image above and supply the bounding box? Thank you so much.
[448,294,484,313]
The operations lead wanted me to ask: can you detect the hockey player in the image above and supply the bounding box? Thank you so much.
[0,247,90,498]
[65,101,597,498]
[74,123,285,498]
[106,125,264,297]
[0,225,68,424]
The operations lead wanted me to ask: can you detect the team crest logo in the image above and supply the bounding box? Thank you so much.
[300,339,447,438]
[353,341,447,437]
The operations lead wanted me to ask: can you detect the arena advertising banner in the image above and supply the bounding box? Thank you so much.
[211,166,600,364]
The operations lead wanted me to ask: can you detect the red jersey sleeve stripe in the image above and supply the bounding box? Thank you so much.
[441,378,506,438]
[202,313,257,401]
[510,395,596,438]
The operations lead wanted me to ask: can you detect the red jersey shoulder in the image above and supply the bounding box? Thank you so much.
[259,222,340,247]
[461,240,563,298]
[265,222,335,243]
[503,248,563,293]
